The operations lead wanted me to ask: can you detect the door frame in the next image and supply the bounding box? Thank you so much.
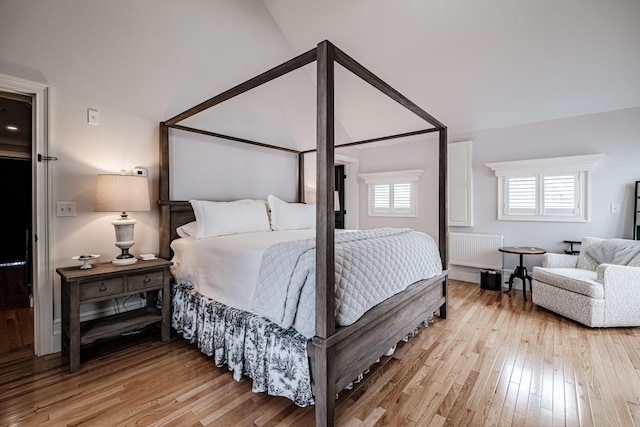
[0,73,53,356]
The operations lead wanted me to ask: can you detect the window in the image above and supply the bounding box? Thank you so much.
[359,169,423,217]
[504,172,581,218]
[486,154,605,222]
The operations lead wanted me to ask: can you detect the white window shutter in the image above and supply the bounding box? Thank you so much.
[360,169,422,217]
[506,176,537,215]
[543,173,578,215]
[373,184,390,213]
[448,141,473,226]
[393,182,412,212]
[487,154,603,222]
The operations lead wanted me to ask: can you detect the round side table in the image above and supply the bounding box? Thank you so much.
[498,246,546,301]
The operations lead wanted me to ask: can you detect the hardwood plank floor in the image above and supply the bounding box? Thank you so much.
[0,307,33,354]
[1,280,639,426]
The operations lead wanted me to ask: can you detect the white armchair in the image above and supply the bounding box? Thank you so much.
[531,237,640,327]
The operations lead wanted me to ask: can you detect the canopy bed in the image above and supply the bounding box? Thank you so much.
[159,40,449,427]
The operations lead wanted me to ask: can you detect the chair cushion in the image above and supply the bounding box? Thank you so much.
[575,237,604,271]
[577,237,640,268]
[586,238,640,266]
[532,267,603,299]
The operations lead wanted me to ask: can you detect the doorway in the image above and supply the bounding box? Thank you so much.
[0,91,34,353]
[335,164,345,229]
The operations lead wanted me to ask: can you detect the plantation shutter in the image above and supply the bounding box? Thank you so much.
[543,173,578,215]
[506,176,536,215]
[392,183,412,213]
[373,184,390,213]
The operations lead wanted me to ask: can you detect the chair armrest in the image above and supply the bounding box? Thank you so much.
[598,264,640,325]
[542,253,578,268]
[597,264,640,288]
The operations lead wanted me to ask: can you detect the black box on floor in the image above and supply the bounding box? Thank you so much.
[480,269,502,291]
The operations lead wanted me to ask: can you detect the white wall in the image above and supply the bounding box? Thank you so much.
[170,131,297,202]
[355,108,640,278]
[356,137,441,237]
[459,107,640,274]
[0,0,299,329]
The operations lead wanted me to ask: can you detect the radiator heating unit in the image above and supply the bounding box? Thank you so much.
[449,232,504,270]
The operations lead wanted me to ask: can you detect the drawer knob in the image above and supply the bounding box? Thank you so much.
[100,284,107,291]
[144,277,151,283]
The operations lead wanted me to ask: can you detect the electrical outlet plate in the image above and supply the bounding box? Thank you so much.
[56,202,76,217]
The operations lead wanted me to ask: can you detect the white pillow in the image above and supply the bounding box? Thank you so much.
[176,221,197,238]
[189,199,271,238]
[267,194,315,230]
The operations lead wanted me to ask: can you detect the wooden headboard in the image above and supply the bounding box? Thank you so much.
[159,200,194,260]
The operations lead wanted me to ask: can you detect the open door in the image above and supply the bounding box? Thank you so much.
[0,91,34,352]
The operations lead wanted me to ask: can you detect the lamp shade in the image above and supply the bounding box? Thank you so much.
[95,174,150,213]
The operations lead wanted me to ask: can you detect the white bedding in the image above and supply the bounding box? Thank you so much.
[172,228,442,338]
[170,229,322,312]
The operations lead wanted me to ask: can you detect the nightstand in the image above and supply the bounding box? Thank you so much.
[56,258,172,372]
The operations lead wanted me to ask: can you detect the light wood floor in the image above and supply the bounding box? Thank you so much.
[1,280,640,426]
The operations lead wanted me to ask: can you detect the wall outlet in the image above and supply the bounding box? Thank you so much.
[56,202,76,217]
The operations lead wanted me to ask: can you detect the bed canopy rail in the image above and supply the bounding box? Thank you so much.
[159,40,447,427]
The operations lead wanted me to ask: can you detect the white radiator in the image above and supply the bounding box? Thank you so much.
[449,232,504,270]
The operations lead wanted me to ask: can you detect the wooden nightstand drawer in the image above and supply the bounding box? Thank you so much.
[128,270,164,291]
[80,278,125,301]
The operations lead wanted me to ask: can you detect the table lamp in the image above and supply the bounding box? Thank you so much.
[95,173,150,265]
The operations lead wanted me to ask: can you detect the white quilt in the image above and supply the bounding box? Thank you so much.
[251,228,442,338]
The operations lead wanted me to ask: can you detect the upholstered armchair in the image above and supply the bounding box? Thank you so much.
[531,237,640,327]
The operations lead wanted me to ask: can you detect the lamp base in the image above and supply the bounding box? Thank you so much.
[112,217,138,266]
[112,257,138,265]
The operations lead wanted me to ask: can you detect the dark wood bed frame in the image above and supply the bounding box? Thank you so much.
[159,40,448,427]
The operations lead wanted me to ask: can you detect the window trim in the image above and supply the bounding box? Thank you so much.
[359,169,423,217]
[486,154,605,222]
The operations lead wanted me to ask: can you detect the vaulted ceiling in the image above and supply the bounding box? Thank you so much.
[5,1,631,154]
[251,0,640,143]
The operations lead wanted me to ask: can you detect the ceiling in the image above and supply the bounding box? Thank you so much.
[2,1,639,155]
[257,0,640,139]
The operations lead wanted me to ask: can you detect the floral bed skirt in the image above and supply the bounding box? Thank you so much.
[172,282,433,407]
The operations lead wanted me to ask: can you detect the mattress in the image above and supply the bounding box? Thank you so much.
[170,229,320,312]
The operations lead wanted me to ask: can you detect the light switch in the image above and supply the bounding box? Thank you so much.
[611,203,621,214]
[88,108,99,125]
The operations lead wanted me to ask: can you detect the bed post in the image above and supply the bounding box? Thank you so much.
[438,127,448,319]
[313,39,336,427]
[438,127,448,268]
[159,122,171,261]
